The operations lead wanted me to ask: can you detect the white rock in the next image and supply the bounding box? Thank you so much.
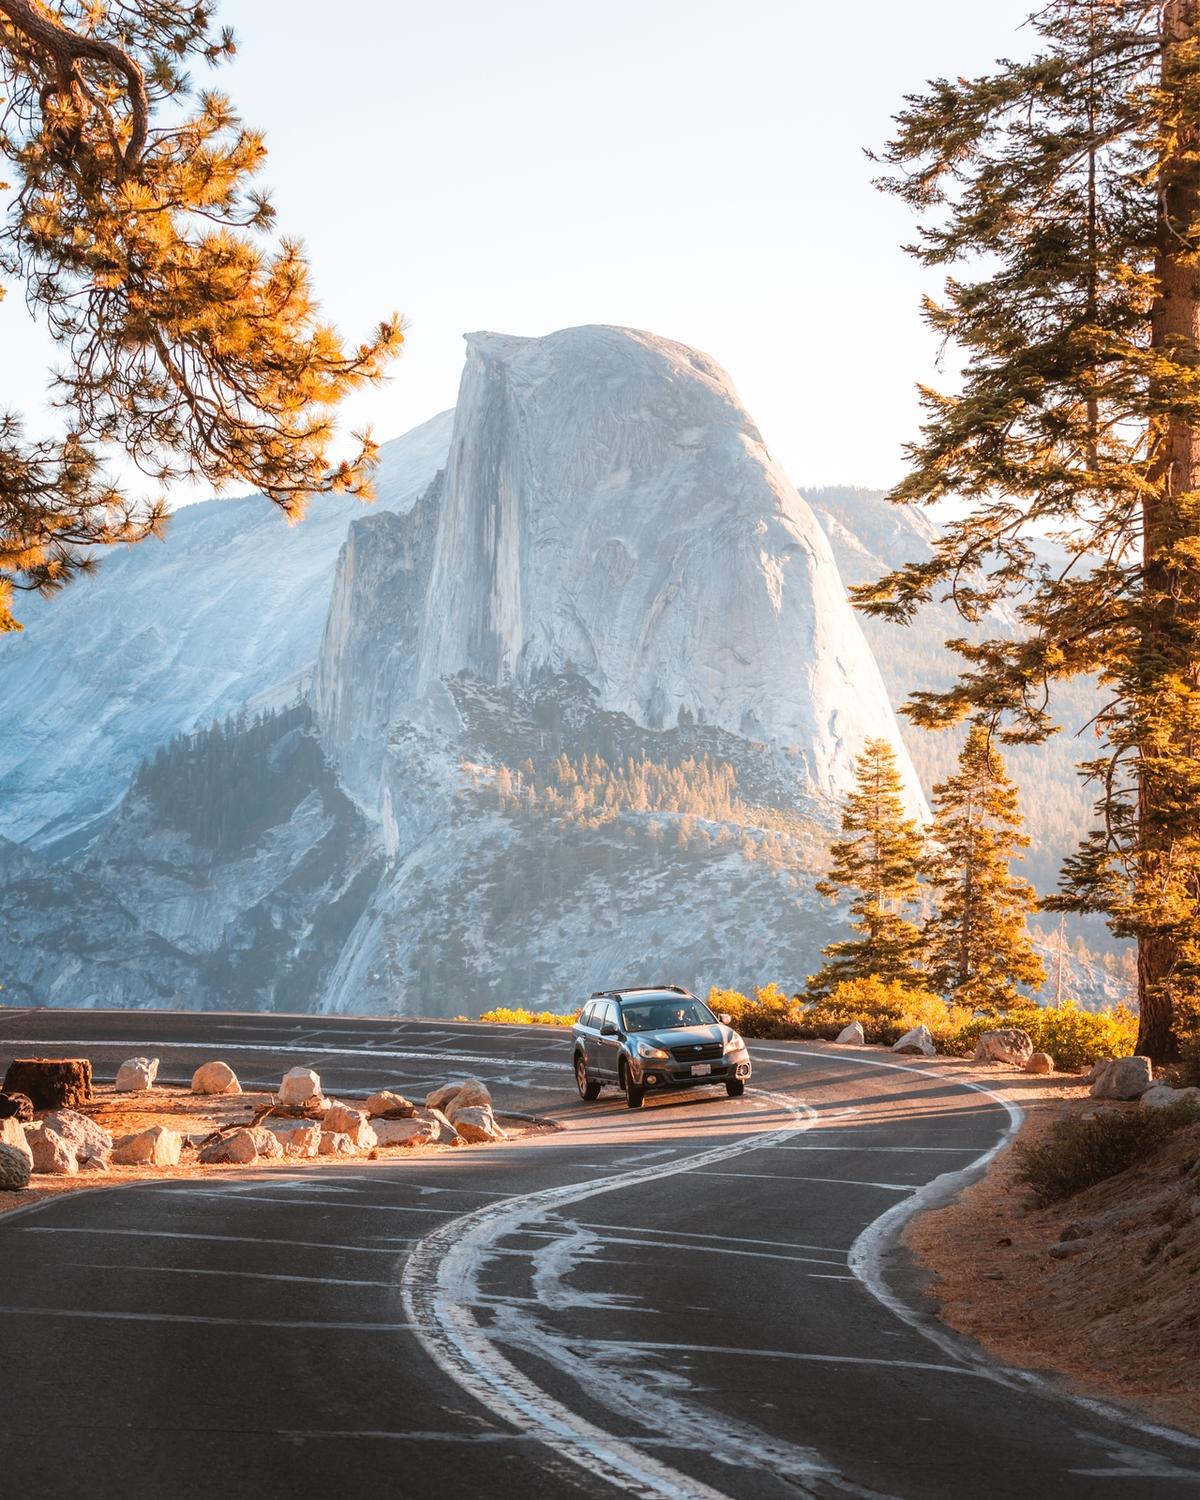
[0,1115,32,1167]
[263,1119,321,1157]
[114,1056,159,1091]
[190,1061,242,1095]
[836,1021,865,1045]
[319,1131,357,1156]
[246,1127,284,1160]
[892,1025,936,1058]
[323,1104,376,1147]
[26,1124,78,1175]
[1141,1084,1200,1112]
[111,1124,182,1167]
[278,1067,323,1109]
[450,1104,507,1144]
[427,1078,492,1114]
[42,1108,112,1165]
[370,1114,459,1148]
[199,1129,259,1165]
[974,1028,1034,1067]
[1090,1056,1153,1100]
[0,1140,31,1190]
[364,1090,414,1119]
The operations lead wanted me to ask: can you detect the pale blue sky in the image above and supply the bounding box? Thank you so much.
[0,0,1034,499]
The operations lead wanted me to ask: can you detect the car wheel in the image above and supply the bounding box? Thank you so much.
[575,1053,601,1101]
[725,1077,746,1098]
[621,1062,645,1110]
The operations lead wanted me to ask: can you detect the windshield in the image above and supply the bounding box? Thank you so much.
[619,997,717,1033]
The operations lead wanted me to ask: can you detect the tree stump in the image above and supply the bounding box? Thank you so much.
[2,1058,93,1110]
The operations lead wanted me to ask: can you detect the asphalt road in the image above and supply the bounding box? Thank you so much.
[1,1008,1198,1499]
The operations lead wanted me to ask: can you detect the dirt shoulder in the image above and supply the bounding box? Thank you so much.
[0,1084,549,1219]
[906,1066,1200,1437]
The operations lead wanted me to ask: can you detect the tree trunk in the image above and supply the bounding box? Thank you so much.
[1138,0,1200,1061]
[2,1057,93,1110]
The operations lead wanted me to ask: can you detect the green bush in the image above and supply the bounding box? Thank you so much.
[938,1000,1138,1071]
[1015,1097,1200,1203]
[707,983,808,1039]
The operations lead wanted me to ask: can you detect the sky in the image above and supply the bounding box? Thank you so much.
[0,0,1036,502]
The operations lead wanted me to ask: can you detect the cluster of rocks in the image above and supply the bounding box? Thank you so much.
[195,1068,508,1166]
[0,1055,511,1191]
[833,1021,1057,1071]
[1087,1054,1200,1110]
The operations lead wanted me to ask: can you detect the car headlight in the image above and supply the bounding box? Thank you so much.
[636,1041,670,1060]
[722,1031,745,1054]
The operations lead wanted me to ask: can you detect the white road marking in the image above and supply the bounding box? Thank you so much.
[0,1304,409,1331]
[71,1261,392,1288]
[582,1339,980,1376]
[569,1234,847,1268]
[401,1090,880,1500]
[774,1144,979,1154]
[22,1226,412,1255]
[570,1221,848,1257]
[688,1169,914,1191]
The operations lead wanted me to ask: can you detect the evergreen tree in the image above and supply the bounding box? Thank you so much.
[0,3,403,631]
[857,1,1200,1058]
[924,727,1045,1010]
[808,738,926,995]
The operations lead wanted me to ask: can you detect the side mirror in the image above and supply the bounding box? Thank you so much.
[718,1012,732,1025]
[600,1022,618,1037]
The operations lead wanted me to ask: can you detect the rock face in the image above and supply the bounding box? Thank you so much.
[1090,1056,1154,1100]
[974,1029,1035,1068]
[191,1061,241,1095]
[0,1140,31,1190]
[42,1109,112,1166]
[115,1057,159,1092]
[278,1068,323,1110]
[892,1026,936,1058]
[26,1124,78,1174]
[0,1115,32,1166]
[111,1124,181,1167]
[836,1021,865,1045]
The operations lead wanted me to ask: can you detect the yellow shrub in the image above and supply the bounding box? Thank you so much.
[479,1006,579,1027]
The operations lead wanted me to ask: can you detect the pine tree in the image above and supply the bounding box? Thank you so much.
[0,3,402,631]
[924,727,1045,1010]
[857,1,1200,1059]
[808,738,927,995]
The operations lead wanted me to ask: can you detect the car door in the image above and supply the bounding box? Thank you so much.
[576,1002,598,1073]
[595,1001,623,1080]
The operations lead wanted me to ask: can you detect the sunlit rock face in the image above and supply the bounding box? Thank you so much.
[403,325,923,812]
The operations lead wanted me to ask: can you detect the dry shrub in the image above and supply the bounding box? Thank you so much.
[1015,1097,1200,1204]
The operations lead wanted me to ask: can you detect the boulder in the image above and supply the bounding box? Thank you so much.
[1141,1083,1200,1112]
[974,1028,1035,1067]
[365,1090,415,1119]
[371,1111,463,1148]
[0,1115,33,1167]
[26,1124,78,1175]
[0,1140,32,1191]
[892,1025,936,1058]
[278,1067,323,1110]
[323,1104,377,1147]
[319,1131,357,1156]
[111,1124,182,1167]
[1024,1052,1055,1075]
[426,1077,492,1114]
[199,1129,259,1165]
[836,1021,865,1045]
[3,1058,92,1110]
[190,1061,242,1096]
[247,1127,284,1160]
[80,1154,111,1173]
[262,1119,321,1157]
[42,1108,112,1166]
[1090,1056,1153,1100]
[450,1104,507,1144]
[0,1091,33,1122]
[114,1056,159,1092]
[1088,1057,1116,1081]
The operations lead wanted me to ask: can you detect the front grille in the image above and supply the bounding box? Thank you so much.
[669,1041,723,1062]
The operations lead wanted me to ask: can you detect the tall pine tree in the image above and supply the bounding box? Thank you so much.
[924,727,1045,1011]
[808,738,926,995]
[857,1,1200,1059]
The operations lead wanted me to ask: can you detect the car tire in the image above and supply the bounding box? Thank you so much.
[620,1062,645,1110]
[575,1053,601,1101]
[725,1077,746,1098]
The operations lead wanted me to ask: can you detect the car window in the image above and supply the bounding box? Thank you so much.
[620,998,716,1032]
[600,1002,618,1030]
[579,1002,597,1028]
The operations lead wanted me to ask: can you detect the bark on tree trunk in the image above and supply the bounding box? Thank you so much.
[1138,0,1200,1061]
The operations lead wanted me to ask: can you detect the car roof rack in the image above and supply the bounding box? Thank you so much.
[589,984,694,999]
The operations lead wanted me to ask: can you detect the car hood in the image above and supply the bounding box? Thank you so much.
[636,1024,729,1049]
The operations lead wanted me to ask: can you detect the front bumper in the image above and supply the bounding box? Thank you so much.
[630,1049,752,1090]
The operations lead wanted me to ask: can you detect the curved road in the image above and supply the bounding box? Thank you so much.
[0,1009,1197,1498]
